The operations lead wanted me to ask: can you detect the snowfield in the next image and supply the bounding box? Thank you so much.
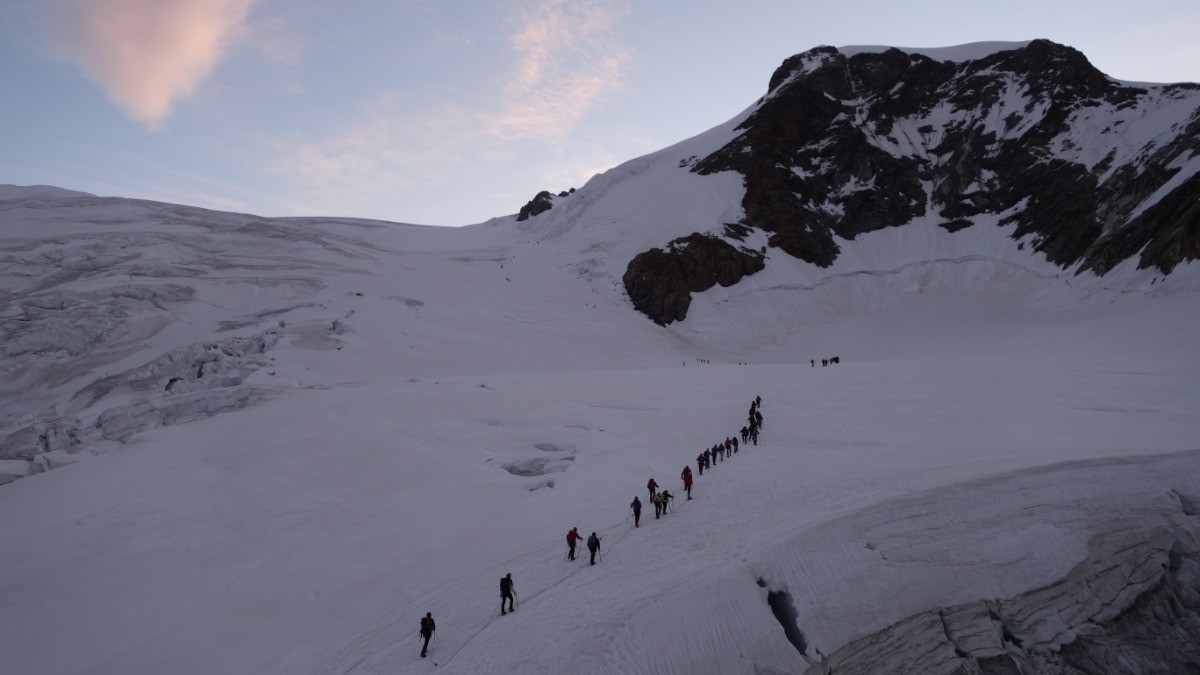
[1,164,1199,674]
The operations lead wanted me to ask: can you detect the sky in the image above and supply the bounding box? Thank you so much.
[3,0,1199,226]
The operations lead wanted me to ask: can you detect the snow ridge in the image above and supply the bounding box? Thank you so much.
[838,41,1034,63]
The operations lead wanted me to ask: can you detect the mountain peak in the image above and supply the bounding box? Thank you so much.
[621,40,1200,325]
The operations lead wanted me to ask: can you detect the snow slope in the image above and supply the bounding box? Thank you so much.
[1,164,1199,674]
[0,184,96,201]
[838,41,1034,62]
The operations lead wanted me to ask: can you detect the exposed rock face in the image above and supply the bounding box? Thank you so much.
[624,40,1200,324]
[517,191,555,221]
[622,233,765,325]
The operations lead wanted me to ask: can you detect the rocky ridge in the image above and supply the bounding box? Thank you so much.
[624,40,1200,324]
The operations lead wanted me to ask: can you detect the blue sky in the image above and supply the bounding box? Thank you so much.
[3,0,1198,226]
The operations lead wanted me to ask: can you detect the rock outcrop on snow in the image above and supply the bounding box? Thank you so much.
[516,190,556,221]
[623,232,766,325]
[625,40,1200,324]
[515,188,579,222]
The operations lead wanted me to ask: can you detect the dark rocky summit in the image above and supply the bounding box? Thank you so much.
[517,190,556,221]
[624,40,1200,324]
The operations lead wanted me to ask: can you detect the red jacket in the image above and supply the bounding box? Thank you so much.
[566,529,581,544]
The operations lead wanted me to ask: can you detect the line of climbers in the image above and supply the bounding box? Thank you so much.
[418,395,765,660]
[638,395,763,527]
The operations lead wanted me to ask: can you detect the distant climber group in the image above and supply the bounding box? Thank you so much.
[417,395,766,660]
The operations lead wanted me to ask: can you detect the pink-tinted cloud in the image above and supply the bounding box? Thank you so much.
[491,0,634,141]
[56,0,255,128]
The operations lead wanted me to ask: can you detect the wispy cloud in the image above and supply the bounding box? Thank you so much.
[493,0,634,141]
[54,0,256,128]
[282,0,635,223]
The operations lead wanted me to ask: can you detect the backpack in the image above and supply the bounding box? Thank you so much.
[501,576,512,594]
[588,534,599,549]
